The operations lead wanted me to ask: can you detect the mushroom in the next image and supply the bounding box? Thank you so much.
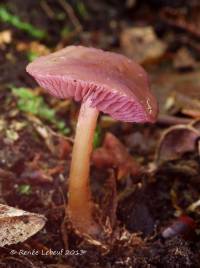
[26,46,158,236]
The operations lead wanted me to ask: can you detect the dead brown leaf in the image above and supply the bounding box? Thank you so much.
[173,47,196,71]
[160,7,200,39]
[16,41,50,56]
[20,152,65,184]
[56,137,72,160]
[0,30,12,48]
[0,204,46,246]
[192,120,200,131]
[155,124,200,164]
[20,167,54,184]
[152,69,200,115]
[120,26,166,64]
[175,84,200,112]
[182,109,200,119]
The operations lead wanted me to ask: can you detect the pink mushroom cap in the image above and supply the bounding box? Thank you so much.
[26,46,158,123]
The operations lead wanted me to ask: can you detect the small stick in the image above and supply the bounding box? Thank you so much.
[58,0,82,32]
[40,0,55,19]
[157,114,191,126]
[182,108,200,119]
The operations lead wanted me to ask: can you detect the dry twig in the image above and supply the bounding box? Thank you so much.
[40,0,55,19]
[57,0,82,33]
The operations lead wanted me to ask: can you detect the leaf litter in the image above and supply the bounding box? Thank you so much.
[0,0,199,267]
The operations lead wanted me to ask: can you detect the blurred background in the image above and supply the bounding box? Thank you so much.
[0,1,199,267]
[0,0,200,117]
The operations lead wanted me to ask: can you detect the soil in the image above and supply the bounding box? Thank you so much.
[0,0,199,267]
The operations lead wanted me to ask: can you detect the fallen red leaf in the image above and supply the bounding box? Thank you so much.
[57,137,72,160]
[92,132,141,179]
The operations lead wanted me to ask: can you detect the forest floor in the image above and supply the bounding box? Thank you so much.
[0,0,199,267]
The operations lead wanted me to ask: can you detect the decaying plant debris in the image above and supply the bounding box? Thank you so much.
[0,0,199,267]
[0,204,46,247]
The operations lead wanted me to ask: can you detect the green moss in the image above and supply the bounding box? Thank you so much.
[12,87,70,135]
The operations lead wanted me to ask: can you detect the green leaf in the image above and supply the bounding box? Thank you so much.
[56,121,70,134]
[61,27,72,38]
[76,1,89,19]
[56,12,66,21]
[18,184,31,195]
[93,125,102,148]
[0,6,46,39]
[38,106,55,121]
[12,87,35,99]
[12,87,70,135]
[27,51,39,62]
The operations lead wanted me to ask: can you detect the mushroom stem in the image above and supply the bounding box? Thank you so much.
[68,98,99,235]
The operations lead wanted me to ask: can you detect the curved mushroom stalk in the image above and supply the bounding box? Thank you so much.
[68,98,100,235]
